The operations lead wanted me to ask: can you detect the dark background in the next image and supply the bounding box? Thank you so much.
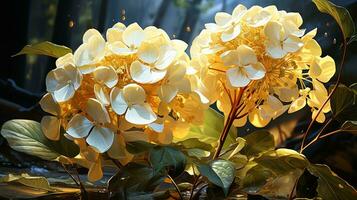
[1,0,357,188]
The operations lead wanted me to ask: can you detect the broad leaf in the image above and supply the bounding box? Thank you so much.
[126,141,155,154]
[13,41,72,58]
[340,121,357,134]
[240,130,274,157]
[330,84,355,120]
[108,163,165,198]
[0,173,53,192]
[296,170,318,198]
[307,164,357,200]
[312,0,356,40]
[177,108,237,149]
[149,146,187,177]
[198,159,235,196]
[1,120,79,160]
[228,137,246,160]
[175,138,212,151]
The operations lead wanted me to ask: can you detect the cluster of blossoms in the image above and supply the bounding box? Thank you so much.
[190,4,336,127]
[39,23,207,181]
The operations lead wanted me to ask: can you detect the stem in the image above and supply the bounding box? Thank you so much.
[61,163,80,186]
[300,38,347,153]
[61,164,88,200]
[213,88,245,159]
[189,175,200,200]
[74,165,88,200]
[301,118,333,153]
[167,174,183,200]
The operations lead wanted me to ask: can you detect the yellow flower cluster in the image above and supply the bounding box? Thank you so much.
[190,4,336,128]
[39,23,207,181]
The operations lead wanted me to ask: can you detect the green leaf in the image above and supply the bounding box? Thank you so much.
[307,164,357,200]
[242,149,308,197]
[13,41,72,58]
[198,159,235,196]
[175,138,212,151]
[330,84,355,120]
[228,137,246,160]
[296,170,318,198]
[149,146,187,177]
[240,130,275,157]
[126,141,155,154]
[176,108,237,149]
[312,0,356,40]
[108,163,165,197]
[340,121,357,134]
[0,173,54,192]
[1,120,79,160]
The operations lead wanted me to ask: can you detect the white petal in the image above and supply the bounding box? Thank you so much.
[266,40,286,59]
[86,98,111,124]
[215,12,232,26]
[122,23,144,47]
[227,67,250,88]
[83,29,102,43]
[46,68,68,92]
[283,36,303,53]
[56,53,74,68]
[264,21,283,42]
[130,61,166,84]
[232,4,247,19]
[93,66,118,88]
[41,116,60,141]
[149,122,164,133]
[53,84,75,102]
[123,83,146,104]
[245,63,266,80]
[86,126,114,153]
[73,43,92,67]
[125,104,157,125]
[221,50,239,66]
[108,41,136,55]
[106,27,123,43]
[155,46,177,70]
[158,84,178,103]
[67,114,93,138]
[236,45,257,65]
[110,87,128,115]
[39,93,60,116]
[137,42,159,64]
[221,25,241,42]
[94,84,110,106]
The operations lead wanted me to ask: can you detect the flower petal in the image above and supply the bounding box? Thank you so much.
[39,93,60,116]
[245,62,266,80]
[123,83,146,104]
[94,84,110,106]
[122,131,149,142]
[288,96,306,113]
[316,56,336,83]
[93,66,118,88]
[88,160,103,182]
[155,46,177,70]
[215,12,232,26]
[158,84,178,103]
[249,108,271,128]
[137,42,160,64]
[221,25,241,42]
[130,61,166,84]
[53,84,75,102]
[221,50,239,66]
[283,36,303,53]
[41,116,60,141]
[226,67,251,87]
[125,104,157,125]
[86,98,111,124]
[122,23,144,47]
[67,114,93,138]
[236,45,257,65]
[107,134,133,165]
[110,87,128,115]
[108,41,136,55]
[264,21,283,42]
[86,126,114,153]
[266,40,286,59]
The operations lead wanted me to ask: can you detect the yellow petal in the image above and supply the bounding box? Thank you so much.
[41,116,60,141]
[88,160,103,182]
[86,98,111,124]
[39,93,60,116]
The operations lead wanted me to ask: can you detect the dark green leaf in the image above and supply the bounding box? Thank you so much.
[307,164,357,200]
[108,163,164,195]
[296,170,318,198]
[126,141,155,154]
[312,0,356,40]
[13,41,72,58]
[198,159,235,196]
[149,146,187,177]
[340,121,357,134]
[330,84,355,119]
[176,138,212,151]
[240,130,274,157]
[1,120,79,160]
[177,108,237,149]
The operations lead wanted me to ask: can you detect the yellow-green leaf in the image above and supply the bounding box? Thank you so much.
[13,41,72,58]
[312,0,356,40]
[1,119,79,160]
[0,173,53,191]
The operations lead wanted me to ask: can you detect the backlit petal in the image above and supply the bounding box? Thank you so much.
[93,66,118,88]
[158,84,178,103]
[41,116,60,141]
[110,87,128,115]
[245,62,266,80]
[39,93,60,116]
[86,126,114,153]
[137,42,159,64]
[94,84,110,106]
[88,160,103,182]
[53,84,75,102]
[86,98,111,124]
[125,104,157,125]
[67,114,93,138]
[236,45,257,65]
[122,23,144,47]
[123,83,146,104]
[227,67,250,87]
